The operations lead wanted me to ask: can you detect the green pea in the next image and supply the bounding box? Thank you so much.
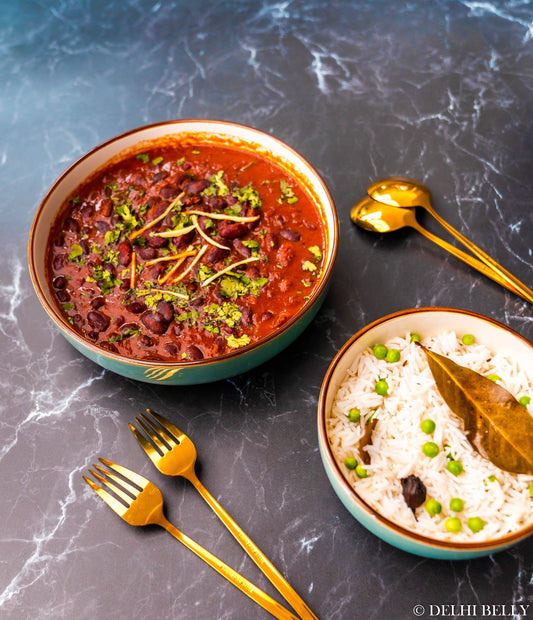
[385,348,401,363]
[410,333,421,343]
[461,334,475,345]
[487,374,501,382]
[373,344,388,359]
[344,456,358,470]
[446,460,463,476]
[445,517,462,533]
[467,517,485,532]
[355,464,368,478]
[529,483,533,498]
[449,498,464,512]
[420,419,436,434]
[425,499,442,516]
[519,396,531,407]
[375,379,389,396]
[347,407,361,423]
[422,441,439,458]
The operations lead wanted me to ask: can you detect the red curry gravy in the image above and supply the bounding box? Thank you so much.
[46,142,326,362]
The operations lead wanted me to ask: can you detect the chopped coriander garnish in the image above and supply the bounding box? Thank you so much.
[136,153,150,163]
[302,260,317,272]
[68,244,84,264]
[152,156,163,165]
[226,334,251,349]
[61,302,75,311]
[308,246,322,262]
[278,179,298,204]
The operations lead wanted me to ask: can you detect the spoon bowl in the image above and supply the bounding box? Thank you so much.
[365,177,533,304]
[367,176,432,210]
[351,195,525,295]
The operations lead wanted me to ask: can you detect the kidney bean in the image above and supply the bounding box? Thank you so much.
[185,178,210,194]
[87,311,110,332]
[152,171,168,184]
[159,184,180,199]
[182,162,192,171]
[72,314,84,329]
[102,263,116,276]
[205,196,224,210]
[91,296,105,310]
[65,217,79,233]
[100,341,118,353]
[198,215,212,231]
[54,233,65,247]
[141,311,169,335]
[117,241,132,266]
[265,232,278,249]
[126,300,146,314]
[86,330,99,341]
[146,196,162,208]
[213,336,226,354]
[150,263,166,279]
[120,278,131,291]
[163,342,179,357]
[205,246,229,263]
[226,194,237,205]
[261,310,273,322]
[156,300,174,323]
[56,290,70,303]
[189,296,205,308]
[139,335,154,347]
[186,345,204,360]
[241,307,253,328]
[100,199,113,217]
[174,230,195,250]
[233,239,251,258]
[114,315,125,328]
[53,254,65,270]
[80,203,94,219]
[94,220,111,233]
[146,234,168,249]
[138,246,157,260]
[53,275,66,289]
[280,229,301,241]
[147,200,169,220]
[219,222,248,239]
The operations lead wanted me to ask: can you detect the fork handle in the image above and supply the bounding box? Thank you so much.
[187,472,319,620]
[159,516,299,620]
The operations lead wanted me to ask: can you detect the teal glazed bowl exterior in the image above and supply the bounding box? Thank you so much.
[318,307,533,559]
[28,120,338,385]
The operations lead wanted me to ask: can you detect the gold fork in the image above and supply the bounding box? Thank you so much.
[83,458,298,620]
[129,409,318,620]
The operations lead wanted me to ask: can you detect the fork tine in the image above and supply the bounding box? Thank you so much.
[93,464,139,496]
[90,467,134,505]
[128,423,161,463]
[146,408,186,442]
[136,415,172,451]
[99,457,150,489]
[83,475,127,516]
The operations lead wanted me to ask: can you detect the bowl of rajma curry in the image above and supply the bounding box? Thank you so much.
[29,120,338,384]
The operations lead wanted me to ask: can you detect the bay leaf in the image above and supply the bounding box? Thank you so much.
[418,344,533,475]
[358,417,378,465]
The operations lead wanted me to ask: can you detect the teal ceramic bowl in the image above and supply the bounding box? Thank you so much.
[28,120,338,385]
[318,307,533,559]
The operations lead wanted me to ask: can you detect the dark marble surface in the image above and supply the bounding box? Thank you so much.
[1,1,533,619]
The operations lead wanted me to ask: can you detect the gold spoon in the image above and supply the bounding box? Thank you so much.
[367,177,533,304]
[351,195,533,300]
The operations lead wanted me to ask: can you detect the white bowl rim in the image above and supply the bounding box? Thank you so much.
[28,118,339,369]
[318,306,533,551]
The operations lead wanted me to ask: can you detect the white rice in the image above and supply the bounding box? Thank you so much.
[327,330,533,541]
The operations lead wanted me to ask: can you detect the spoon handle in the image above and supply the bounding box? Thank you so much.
[411,221,533,301]
[421,204,533,304]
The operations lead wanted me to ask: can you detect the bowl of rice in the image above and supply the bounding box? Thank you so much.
[318,307,533,559]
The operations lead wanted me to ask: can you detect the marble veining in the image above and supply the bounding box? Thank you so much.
[1,1,533,618]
